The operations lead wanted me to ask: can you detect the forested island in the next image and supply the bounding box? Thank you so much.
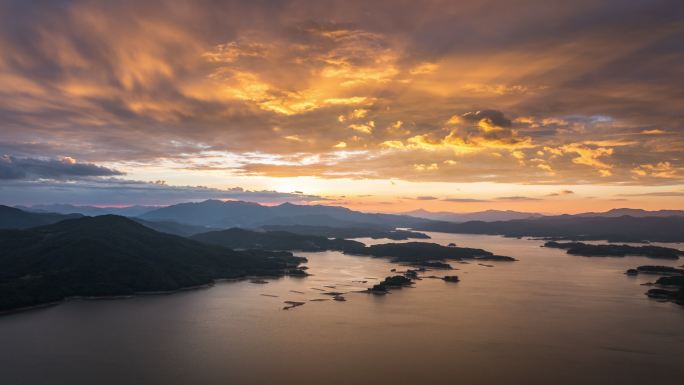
[192,227,365,251]
[191,228,516,266]
[261,224,430,240]
[625,265,684,306]
[348,242,517,263]
[544,241,683,259]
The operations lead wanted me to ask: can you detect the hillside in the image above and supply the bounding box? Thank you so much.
[0,205,82,229]
[20,204,158,217]
[0,215,305,312]
[192,228,365,251]
[131,218,218,236]
[140,200,431,229]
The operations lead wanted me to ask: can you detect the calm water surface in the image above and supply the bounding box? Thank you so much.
[1,233,683,384]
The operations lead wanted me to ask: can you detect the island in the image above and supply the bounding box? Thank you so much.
[625,265,684,306]
[544,241,683,259]
[626,265,684,275]
[367,275,413,294]
[408,261,453,269]
[261,224,430,240]
[191,230,516,268]
[655,276,684,286]
[191,227,365,252]
[348,242,516,264]
[646,288,684,305]
[0,215,306,313]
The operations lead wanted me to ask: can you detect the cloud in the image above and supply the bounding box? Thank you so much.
[0,156,124,180]
[0,0,681,189]
[459,110,512,128]
[616,191,684,197]
[631,162,678,179]
[415,196,438,200]
[495,196,542,201]
[0,178,327,206]
[442,198,488,202]
[381,109,533,155]
[546,190,574,196]
[556,144,614,176]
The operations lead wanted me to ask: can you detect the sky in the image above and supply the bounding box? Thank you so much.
[0,0,683,213]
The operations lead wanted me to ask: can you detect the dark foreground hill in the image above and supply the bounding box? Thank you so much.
[0,205,82,229]
[0,215,305,313]
[415,216,684,243]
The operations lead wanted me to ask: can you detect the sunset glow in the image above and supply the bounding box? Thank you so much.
[1,0,682,212]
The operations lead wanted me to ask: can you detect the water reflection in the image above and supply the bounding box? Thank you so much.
[0,233,682,384]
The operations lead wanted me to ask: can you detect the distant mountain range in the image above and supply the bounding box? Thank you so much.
[0,205,82,229]
[0,215,305,312]
[405,207,684,222]
[12,202,684,228]
[573,208,684,218]
[414,215,684,242]
[1,205,213,236]
[140,200,429,229]
[404,209,542,222]
[19,203,159,217]
[3,201,684,243]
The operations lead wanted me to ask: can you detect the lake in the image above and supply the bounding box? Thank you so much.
[1,232,683,384]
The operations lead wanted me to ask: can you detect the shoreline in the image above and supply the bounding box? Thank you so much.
[0,273,296,317]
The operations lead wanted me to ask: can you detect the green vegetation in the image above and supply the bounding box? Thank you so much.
[191,227,365,251]
[0,215,305,313]
[368,275,413,293]
[261,224,430,240]
[544,241,683,259]
[633,265,684,274]
[350,242,516,263]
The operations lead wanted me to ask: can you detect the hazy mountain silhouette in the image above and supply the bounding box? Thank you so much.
[0,215,305,312]
[141,200,430,228]
[415,215,684,242]
[131,218,219,237]
[405,209,542,222]
[405,207,684,222]
[0,205,82,229]
[574,208,684,218]
[19,203,159,217]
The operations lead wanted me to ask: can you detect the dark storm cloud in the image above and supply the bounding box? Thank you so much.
[461,110,512,128]
[495,196,542,201]
[442,198,488,203]
[0,178,327,206]
[0,156,124,180]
